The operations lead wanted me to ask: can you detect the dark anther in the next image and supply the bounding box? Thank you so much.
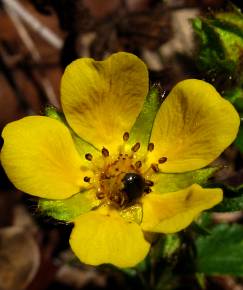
[148,143,154,152]
[131,142,140,152]
[130,164,136,170]
[151,163,159,173]
[135,160,142,168]
[122,173,145,202]
[158,157,167,164]
[144,187,152,193]
[102,147,109,157]
[145,180,154,187]
[123,132,129,141]
[85,153,93,161]
[96,192,105,199]
[84,176,91,182]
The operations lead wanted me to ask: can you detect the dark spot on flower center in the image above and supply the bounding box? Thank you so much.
[122,173,145,202]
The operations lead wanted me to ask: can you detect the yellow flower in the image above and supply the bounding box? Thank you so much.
[1,52,240,268]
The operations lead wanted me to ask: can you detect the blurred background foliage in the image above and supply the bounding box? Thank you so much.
[0,1,243,290]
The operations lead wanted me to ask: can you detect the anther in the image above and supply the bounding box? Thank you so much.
[135,160,142,168]
[145,180,154,187]
[85,153,93,161]
[83,176,91,182]
[96,192,105,199]
[131,142,140,152]
[102,147,109,157]
[151,163,159,173]
[148,143,154,152]
[158,157,167,164]
[144,187,152,193]
[123,132,129,142]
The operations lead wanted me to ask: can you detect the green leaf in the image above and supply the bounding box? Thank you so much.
[127,86,161,156]
[39,191,100,221]
[152,167,218,194]
[192,9,243,79]
[191,222,211,236]
[224,87,243,112]
[192,17,231,73]
[195,273,206,290]
[212,183,243,212]
[196,224,243,276]
[161,234,181,258]
[235,124,243,152]
[214,195,243,212]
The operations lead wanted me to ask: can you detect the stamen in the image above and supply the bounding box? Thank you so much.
[148,143,154,152]
[151,163,159,173]
[96,192,105,199]
[131,142,140,152]
[144,187,152,193]
[100,172,108,179]
[110,193,122,205]
[85,153,93,161]
[135,160,142,168]
[158,157,167,164]
[83,176,91,182]
[102,147,109,157]
[123,132,129,141]
[145,180,154,186]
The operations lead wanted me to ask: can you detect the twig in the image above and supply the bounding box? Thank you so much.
[2,0,63,49]
[3,4,60,107]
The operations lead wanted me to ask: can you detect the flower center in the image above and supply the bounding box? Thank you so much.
[83,133,167,210]
[95,150,151,209]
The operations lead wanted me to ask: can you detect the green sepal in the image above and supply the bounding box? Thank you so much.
[152,167,218,194]
[196,224,243,276]
[45,105,99,157]
[127,86,161,156]
[39,191,100,222]
[44,106,66,122]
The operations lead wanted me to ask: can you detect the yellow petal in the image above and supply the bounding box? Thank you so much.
[1,116,89,199]
[141,184,222,233]
[61,52,149,152]
[70,207,150,268]
[149,79,240,172]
